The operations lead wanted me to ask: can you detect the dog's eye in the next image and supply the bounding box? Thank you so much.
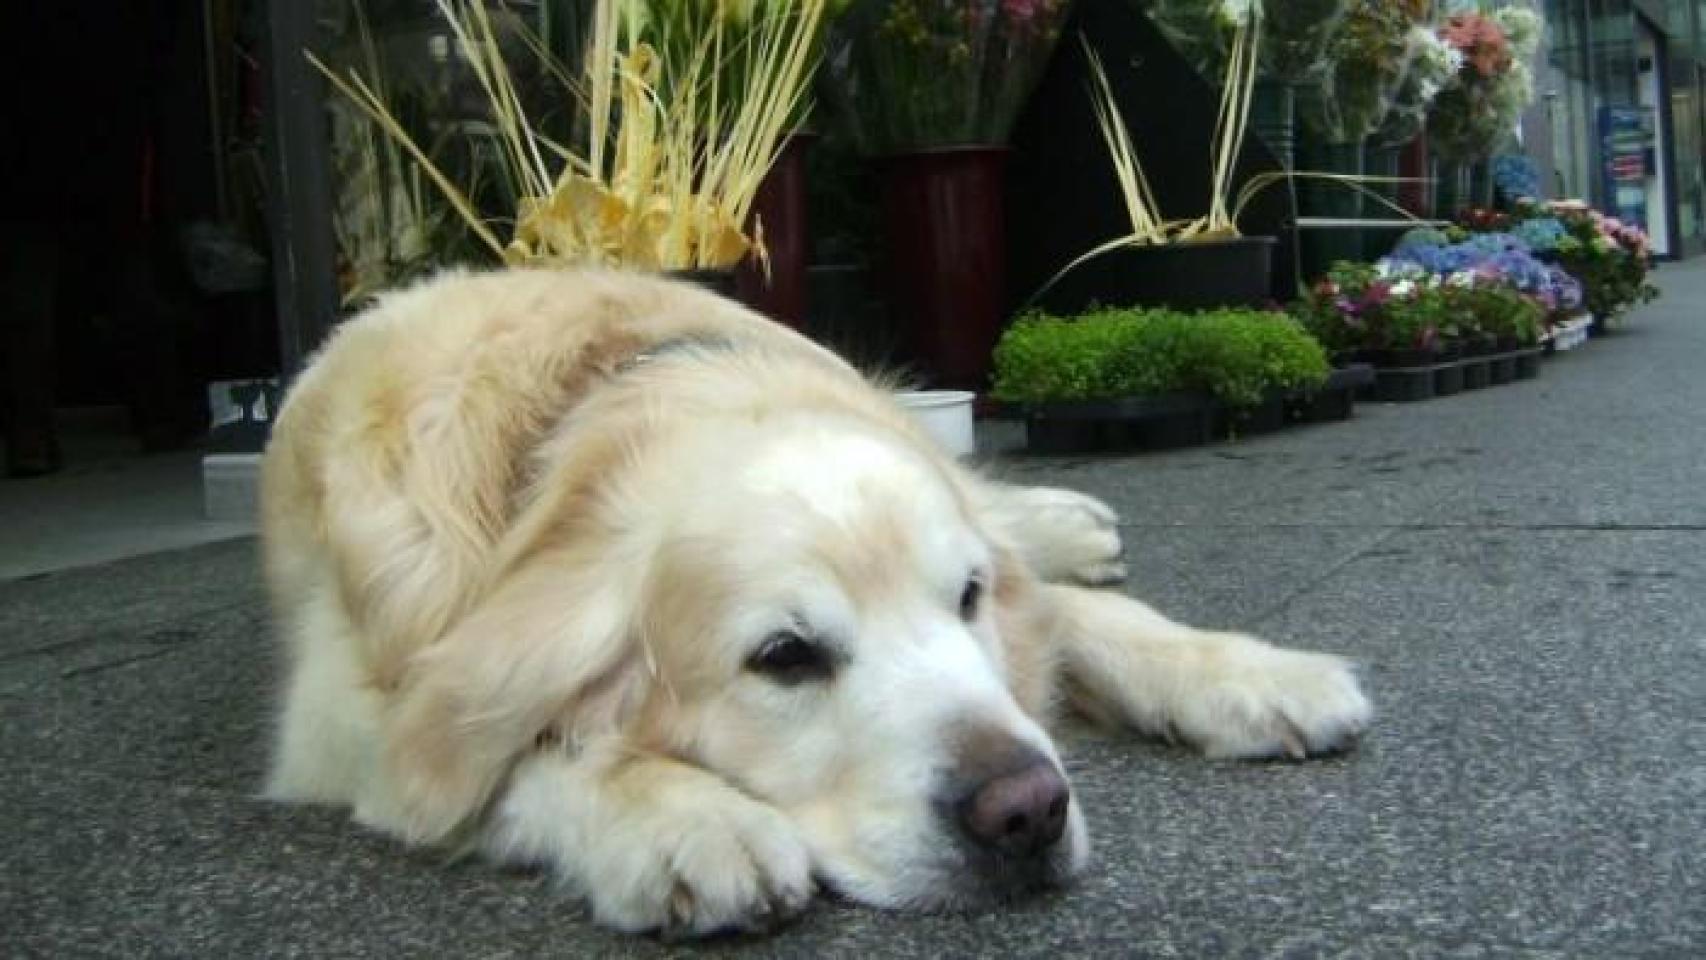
[747,632,834,684]
[960,577,984,621]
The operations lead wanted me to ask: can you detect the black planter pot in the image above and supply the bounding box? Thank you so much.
[1361,145,1403,261]
[1250,82,1298,170]
[1034,236,1278,314]
[1461,356,1491,390]
[1214,397,1287,440]
[1367,367,1438,402]
[1488,353,1518,384]
[1298,141,1366,281]
[1461,335,1498,357]
[1434,362,1466,396]
[1285,364,1375,423]
[1514,348,1542,379]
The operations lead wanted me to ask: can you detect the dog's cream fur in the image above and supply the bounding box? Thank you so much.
[261,268,1371,936]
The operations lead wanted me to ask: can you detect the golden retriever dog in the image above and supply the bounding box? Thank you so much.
[261,268,1370,937]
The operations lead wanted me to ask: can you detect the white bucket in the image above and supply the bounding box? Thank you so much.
[894,390,977,458]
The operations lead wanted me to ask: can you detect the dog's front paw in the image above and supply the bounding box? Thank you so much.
[1172,634,1372,760]
[1005,486,1127,586]
[589,792,814,938]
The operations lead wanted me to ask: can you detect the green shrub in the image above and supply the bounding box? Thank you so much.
[993,306,1330,407]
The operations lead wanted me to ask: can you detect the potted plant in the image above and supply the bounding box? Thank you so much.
[1424,4,1539,217]
[313,0,827,290]
[1293,260,1464,401]
[1033,11,1278,314]
[625,0,854,327]
[822,0,1072,388]
[991,305,1332,453]
[1496,200,1659,332]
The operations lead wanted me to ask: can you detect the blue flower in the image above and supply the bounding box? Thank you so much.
[1511,217,1566,253]
[1493,155,1542,203]
[1394,227,1450,254]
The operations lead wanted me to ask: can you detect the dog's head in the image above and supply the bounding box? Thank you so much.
[618,413,1089,908]
[391,407,1088,908]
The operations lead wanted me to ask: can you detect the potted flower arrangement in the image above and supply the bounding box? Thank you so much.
[1296,0,1424,270]
[1425,2,1540,216]
[1384,227,1583,335]
[1365,15,1457,224]
[313,0,827,291]
[1453,198,1659,332]
[822,0,1071,388]
[991,305,1333,453]
[1292,247,1550,401]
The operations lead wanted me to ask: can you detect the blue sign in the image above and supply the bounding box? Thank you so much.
[1597,106,1649,229]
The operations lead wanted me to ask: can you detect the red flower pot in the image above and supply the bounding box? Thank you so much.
[736,133,817,329]
[877,146,1008,390]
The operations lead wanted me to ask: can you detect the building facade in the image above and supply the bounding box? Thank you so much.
[1539,0,1706,257]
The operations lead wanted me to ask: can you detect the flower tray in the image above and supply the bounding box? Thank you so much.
[1434,362,1466,396]
[1512,347,1542,380]
[1362,363,1445,403]
[1214,397,1287,440]
[1019,366,1378,454]
[1285,364,1375,424]
[1487,352,1518,385]
[1460,355,1492,390]
[1022,393,1217,454]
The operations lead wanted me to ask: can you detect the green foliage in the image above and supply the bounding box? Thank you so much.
[1453,283,1544,345]
[992,306,1330,408]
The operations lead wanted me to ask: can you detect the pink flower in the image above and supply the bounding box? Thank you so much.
[1001,0,1045,22]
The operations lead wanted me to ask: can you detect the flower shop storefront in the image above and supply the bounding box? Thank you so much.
[1537,0,1706,258]
[242,0,1660,466]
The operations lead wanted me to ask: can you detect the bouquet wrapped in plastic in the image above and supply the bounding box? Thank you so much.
[823,0,1072,154]
[1299,0,1421,145]
[1372,20,1457,147]
[1142,0,1352,85]
[1425,3,1539,161]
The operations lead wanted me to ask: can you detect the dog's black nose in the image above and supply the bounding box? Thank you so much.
[960,761,1070,857]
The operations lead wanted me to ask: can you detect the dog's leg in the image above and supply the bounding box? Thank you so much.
[1046,585,1371,759]
[481,742,814,938]
[977,483,1127,586]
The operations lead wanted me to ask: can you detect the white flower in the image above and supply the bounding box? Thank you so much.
[1218,0,1259,26]
[1494,6,1544,61]
[1391,279,1416,298]
[1448,271,1477,288]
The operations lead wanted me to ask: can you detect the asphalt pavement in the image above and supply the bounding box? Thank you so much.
[5,263,1705,958]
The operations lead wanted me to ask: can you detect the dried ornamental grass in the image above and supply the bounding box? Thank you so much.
[312,0,826,273]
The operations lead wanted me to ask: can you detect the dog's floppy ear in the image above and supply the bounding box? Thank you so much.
[377,550,643,842]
